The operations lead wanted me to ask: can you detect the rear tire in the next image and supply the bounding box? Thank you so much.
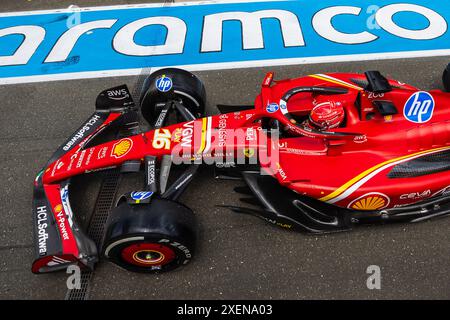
[443,63,450,92]
[140,68,206,125]
[102,198,198,273]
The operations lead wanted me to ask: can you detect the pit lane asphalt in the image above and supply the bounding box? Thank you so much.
[1,0,450,300]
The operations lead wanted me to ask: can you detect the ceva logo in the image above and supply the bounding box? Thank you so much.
[0,1,449,84]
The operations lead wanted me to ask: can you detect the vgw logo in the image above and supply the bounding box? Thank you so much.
[156,76,173,92]
[403,91,435,123]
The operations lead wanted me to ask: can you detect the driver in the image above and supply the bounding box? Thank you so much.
[304,99,345,131]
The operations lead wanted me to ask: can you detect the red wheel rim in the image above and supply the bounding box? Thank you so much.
[121,243,176,267]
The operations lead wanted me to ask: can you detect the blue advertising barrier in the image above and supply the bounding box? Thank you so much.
[0,0,449,84]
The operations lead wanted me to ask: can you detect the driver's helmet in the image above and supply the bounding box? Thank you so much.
[307,100,345,131]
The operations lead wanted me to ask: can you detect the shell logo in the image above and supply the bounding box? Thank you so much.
[111,138,133,159]
[348,192,390,211]
[54,204,63,213]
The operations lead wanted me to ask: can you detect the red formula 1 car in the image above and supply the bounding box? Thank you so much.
[32,66,450,274]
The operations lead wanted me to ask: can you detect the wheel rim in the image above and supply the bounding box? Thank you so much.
[121,243,176,267]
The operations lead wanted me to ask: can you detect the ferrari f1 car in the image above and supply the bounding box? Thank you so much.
[33,65,450,274]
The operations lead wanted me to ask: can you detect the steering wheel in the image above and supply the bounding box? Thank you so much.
[276,86,363,140]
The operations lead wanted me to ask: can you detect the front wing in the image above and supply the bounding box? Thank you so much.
[31,84,135,273]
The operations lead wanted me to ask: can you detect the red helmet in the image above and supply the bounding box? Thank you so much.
[309,100,345,131]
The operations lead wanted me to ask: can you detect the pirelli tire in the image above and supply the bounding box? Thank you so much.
[443,63,450,92]
[140,68,206,125]
[102,198,198,273]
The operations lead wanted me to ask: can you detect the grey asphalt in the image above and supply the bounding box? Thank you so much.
[1,0,450,300]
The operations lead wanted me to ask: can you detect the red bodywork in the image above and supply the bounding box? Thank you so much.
[34,72,450,271]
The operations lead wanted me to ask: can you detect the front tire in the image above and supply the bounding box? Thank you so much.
[102,198,198,273]
[140,68,206,125]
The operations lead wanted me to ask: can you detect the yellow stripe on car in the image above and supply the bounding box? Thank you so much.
[319,146,450,203]
[310,74,363,91]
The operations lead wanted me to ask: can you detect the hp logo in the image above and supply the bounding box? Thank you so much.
[404,91,435,123]
[266,103,279,113]
[156,76,173,92]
